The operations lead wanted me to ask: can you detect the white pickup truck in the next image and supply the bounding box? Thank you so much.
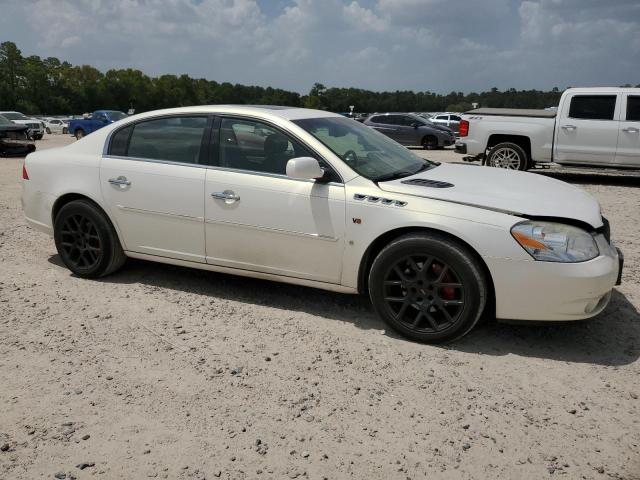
[455,87,640,170]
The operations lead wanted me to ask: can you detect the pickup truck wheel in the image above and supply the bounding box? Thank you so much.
[487,142,529,170]
[368,233,487,344]
[75,129,85,140]
[422,135,438,150]
[54,199,126,278]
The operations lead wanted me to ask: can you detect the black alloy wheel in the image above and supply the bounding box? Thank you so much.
[369,233,487,343]
[382,255,464,333]
[58,213,103,272]
[54,199,127,278]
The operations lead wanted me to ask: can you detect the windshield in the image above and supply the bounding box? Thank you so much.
[107,111,128,121]
[2,112,28,121]
[293,116,437,181]
[0,115,13,126]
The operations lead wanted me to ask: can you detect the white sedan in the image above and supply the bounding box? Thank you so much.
[21,106,623,343]
[43,118,69,135]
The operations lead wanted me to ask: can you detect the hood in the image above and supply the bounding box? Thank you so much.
[378,163,602,228]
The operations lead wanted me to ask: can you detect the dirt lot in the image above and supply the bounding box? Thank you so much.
[1,135,639,480]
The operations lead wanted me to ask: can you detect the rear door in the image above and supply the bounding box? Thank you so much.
[100,115,210,262]
[614,94,640,166]
[554,93,621,165]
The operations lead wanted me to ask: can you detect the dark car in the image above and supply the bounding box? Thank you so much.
[363,113,456,149]
[0,114,35,157]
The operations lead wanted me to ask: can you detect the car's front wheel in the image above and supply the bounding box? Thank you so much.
[369,233,487,343]
[422,135,438,150]
[54,199,126,278]
[62,127,68,134]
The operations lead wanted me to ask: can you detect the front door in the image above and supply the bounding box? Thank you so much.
[100,115,210,262]
[614,94,640,167]
[204,117,346,284]
[554,93,620,166]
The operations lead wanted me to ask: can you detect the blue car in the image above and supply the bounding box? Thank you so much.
[68,110,128,139]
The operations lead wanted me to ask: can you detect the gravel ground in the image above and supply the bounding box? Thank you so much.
[1,135,639,480]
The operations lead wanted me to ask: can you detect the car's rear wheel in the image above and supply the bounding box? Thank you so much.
[46,127,51,134]
[54,200,126,278]
[422,135,438,150]
[369,233,487,343]
[487,142,529,170]
[75,129,85,140]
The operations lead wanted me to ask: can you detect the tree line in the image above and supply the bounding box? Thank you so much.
[1,41,638,116]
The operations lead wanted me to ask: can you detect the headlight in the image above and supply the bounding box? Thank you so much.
[511,221,599,263]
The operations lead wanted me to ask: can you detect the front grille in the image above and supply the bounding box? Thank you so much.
[27,122,40,129]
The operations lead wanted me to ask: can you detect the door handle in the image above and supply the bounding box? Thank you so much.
[211,190,240,203]
[561,125,577,130]
[108,176,131,186]
[622,127,639,133]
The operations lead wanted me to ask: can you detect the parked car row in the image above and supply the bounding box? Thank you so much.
[0,111,46,140]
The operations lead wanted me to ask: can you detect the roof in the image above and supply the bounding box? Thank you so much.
[123,105,341,123]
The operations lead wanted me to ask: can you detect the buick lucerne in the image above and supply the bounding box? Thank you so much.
[22,106,623,343]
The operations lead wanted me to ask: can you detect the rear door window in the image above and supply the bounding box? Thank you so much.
[568,95,617,120]
[125,116,208,164]
[626,96,640,121]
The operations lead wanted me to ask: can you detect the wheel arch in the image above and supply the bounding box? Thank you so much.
[51,193,126,249]
[357,226,495,315]
[486,134,531,162]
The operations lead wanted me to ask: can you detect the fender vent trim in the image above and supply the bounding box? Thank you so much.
[353,194,407,207]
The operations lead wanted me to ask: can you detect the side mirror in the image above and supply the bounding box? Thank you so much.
[286,157,324,180]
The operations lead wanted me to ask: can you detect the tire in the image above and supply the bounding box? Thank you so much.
[62,127,68,135]
[422,135,438,150]
[368,233,487,343]
[54,199,126,278]
[75,129,85,140]
[486,142,529,170]
[46,127,51,134]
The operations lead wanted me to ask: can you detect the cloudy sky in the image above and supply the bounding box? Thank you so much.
[1,0,639,93]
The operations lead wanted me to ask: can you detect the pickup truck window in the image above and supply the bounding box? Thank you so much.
[627,96,640,121]
[568,95,616,120]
